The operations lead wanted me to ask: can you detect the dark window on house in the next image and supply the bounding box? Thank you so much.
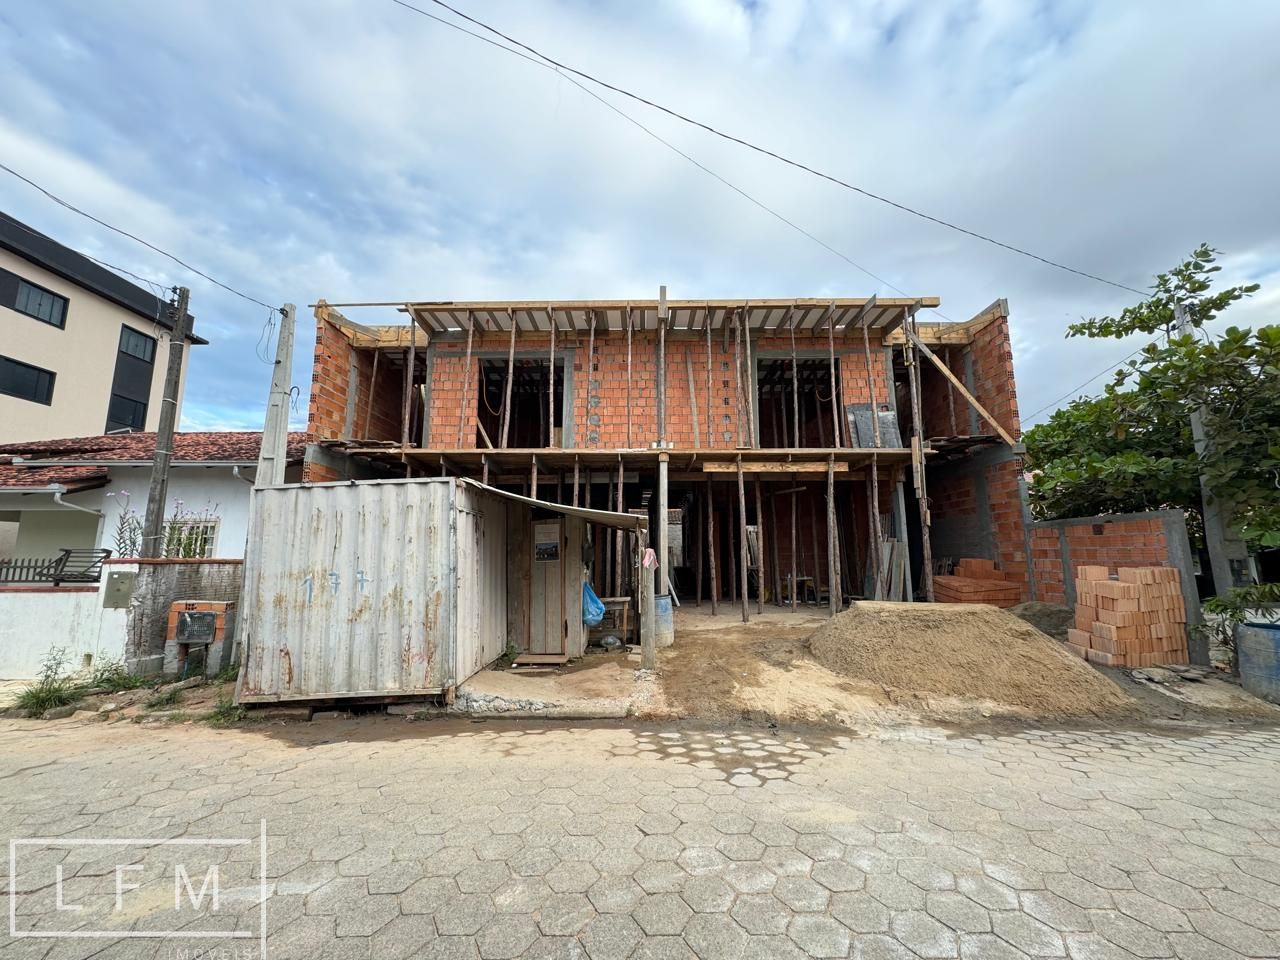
[477,358,565,448]
[107,394,147,431]
[105,325,157,431]
[0,355,56,405]
[0,269,68,328]
[119,326,156,363]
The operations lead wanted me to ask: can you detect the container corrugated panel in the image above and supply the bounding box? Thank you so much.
[454,484,508,677]
[236,479,456,703]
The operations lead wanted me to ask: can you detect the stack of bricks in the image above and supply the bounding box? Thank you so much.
[1065,566,1188,667]
[934,558,1022,608]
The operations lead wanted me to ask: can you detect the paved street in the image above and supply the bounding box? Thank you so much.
[2,715,1279,960]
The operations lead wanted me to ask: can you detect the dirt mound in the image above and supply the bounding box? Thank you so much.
[808,602,1131,716]
[1009,601,1074,642]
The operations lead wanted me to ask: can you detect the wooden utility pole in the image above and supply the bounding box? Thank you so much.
[142,287,193,557]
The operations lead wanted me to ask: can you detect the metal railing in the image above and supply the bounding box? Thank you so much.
[0,557,59,584]
[0,549,111,585]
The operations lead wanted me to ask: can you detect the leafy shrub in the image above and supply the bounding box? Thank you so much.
[15,647,81,714]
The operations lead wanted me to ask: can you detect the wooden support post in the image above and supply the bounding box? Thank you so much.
[732,308,745,447]
[686,350,700,449]
[572,458,580,507]
[944,346,958,436]
[827,457,839,616]
[869,454,884,598]
[790,485,798,611]
[585,310,596,447]
[754,476,765,613]
[363,349,379,440]
[500,308,516,448]
[614,460,624,598]
[695,490,704,606]
[547,304,557,447]
[860,319,882,447]
[401,321,417,476]
[736,456,749,623]
[704,307,714,449]
[827,304,842,448]
[531,455,538,502]
[625,305,633,448]
[768,487,782,604]
[904,309,935,601]
[809,487,822,601]
[657,453,669,596]
[658,285,667,445]
[727,499,737,604]
[740,305,756,447]
[640,533,656,671]
[481,453,490,486]
[457,311,474,446]
[706,478,718,615]
[789,308,800,448]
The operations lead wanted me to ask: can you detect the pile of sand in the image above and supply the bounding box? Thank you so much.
[1009,601,1074,642]
[808,602,1131,716]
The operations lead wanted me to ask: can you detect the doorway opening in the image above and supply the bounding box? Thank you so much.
[478,358,565,448]
[756,358,837,447]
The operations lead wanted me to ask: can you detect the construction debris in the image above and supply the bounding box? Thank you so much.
[809,601,1131,715]
[1065,566,1189,668]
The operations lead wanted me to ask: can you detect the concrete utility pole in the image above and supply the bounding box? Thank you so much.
[1174,301,1252,595]
[141,286,192,558]
[256,303,295,489]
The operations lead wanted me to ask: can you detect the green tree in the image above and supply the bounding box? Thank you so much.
[1025,245,1279,551]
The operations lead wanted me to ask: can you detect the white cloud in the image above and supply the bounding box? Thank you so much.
[0,0,1276,432]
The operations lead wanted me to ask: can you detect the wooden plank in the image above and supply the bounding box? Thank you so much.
[704,305,714,449]
[658,285,667,444]
[548,304,557,447]
[362,349,379,440]
[695,488,704,606]
[626,304,633,448]
[789,308,800,448]
[754,476,765,613]
[768,486,782,604]
[736,456,749,622]
[904,310,935,601]
[706,478,718,615]
[701,461,849,474]
[827,457,839,616]
[685,349,701,449]
[741,303,756,447]
[457,311,475,446]
[827,302,842,449]
[789,484,798,612]
[905,326,1017,446]
[500,308,516,448]
[584,309,596,448]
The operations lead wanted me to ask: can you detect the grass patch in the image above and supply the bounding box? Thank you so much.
[86,658,150,693]
[204,693,246,728]
[16,647,82,714]
[213,661,240,683]
[145,688,184,710]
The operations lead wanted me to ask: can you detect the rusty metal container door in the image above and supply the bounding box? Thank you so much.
[236,479,455,703]
[454,484,508,677]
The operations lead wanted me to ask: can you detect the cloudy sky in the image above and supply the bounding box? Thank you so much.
[2,0,1276,431]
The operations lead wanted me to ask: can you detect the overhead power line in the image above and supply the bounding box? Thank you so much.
[1022,342,1150,422]
[401,0,1149,298]
[0,161,277,311]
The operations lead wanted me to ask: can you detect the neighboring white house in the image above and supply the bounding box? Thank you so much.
[0,432,307,567]
[0,211,205,445]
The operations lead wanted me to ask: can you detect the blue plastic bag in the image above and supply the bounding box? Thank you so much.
[582,582,606,627]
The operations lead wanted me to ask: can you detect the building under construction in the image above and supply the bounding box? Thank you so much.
[302,294,1029,659]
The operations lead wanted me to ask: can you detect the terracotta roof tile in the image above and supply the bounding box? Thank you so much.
[0,432,310,465]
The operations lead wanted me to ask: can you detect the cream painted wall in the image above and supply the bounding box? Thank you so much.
[0,248,191,443]
[12,509,99,556]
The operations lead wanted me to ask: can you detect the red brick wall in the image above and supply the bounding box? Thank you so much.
[309,319,355,441]
[920,349,966,438]
[970,315,1021,440]
[929,453,1030,601]
[1032,518,1171,605]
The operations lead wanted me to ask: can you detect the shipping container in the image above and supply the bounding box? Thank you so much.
[235,477,641,704]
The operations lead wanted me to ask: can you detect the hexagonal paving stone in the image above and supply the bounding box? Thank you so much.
[991,911,1066,957]
[925,891,993,934]
[635,861,688,894]
[730,893,791,936]
[716,834,766,862]
[476,916,539,960]
[680,875,737,914]
[813,860,867,893]
[545,861,599,894]
[536,893,596,937]
[773,875,831,913]
[891,910,960,959]
[684,913,751,960]
[370,914,438,960]
[579,914,643,960]
[457,861,511,894]
[434,894,496,937]
[787,914,851,958]
[634,892,694,936]
[493,877,554,914]
[632,937,699,960]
